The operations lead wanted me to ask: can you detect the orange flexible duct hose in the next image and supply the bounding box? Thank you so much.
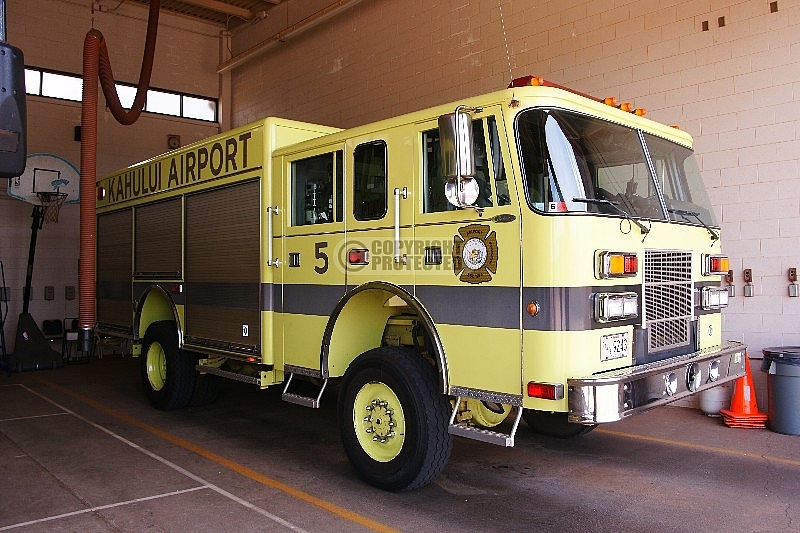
[79,1,161,349]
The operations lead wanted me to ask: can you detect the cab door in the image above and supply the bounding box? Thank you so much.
[276,146,347,373]
[413,107,522,397]
[337,133,416,363]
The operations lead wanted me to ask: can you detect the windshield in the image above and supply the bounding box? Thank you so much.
[516,109,717,227]
[643,132,717,227]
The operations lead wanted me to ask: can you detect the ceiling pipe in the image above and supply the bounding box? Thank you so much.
[217,0,364,74]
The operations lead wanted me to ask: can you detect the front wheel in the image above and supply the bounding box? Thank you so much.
[140,321,195,410]
[338,347,453,491]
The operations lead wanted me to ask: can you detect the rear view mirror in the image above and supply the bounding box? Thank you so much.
[439,107,480,207]
[438,109,475,180]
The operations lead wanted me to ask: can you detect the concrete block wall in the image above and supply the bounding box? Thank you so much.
[0,0,220,353]
[231,0,800,409]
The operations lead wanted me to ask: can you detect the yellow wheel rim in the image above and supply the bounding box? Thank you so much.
[145,342,167,391]
[353,381,405,462]
[466,399,512,428]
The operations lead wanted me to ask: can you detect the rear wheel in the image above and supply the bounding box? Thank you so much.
[140,321,194,410]
[522,409,596,438]
[338,347,452,491]
[191,372,222,406]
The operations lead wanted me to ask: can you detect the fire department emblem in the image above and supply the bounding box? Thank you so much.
[453,224,498,284]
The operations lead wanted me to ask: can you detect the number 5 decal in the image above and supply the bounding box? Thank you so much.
[315,241,329,274]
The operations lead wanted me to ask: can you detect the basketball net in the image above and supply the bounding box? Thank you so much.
[36,192,67,224]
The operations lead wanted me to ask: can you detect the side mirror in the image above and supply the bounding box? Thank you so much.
[438,107,478,207]
[438,110,475,179]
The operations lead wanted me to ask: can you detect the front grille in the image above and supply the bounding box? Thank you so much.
[644,250,693,352]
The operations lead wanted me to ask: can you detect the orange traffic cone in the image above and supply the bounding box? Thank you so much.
[719,353,767,428]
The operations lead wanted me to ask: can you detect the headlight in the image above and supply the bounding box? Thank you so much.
[701,286,729,309]
[594,292,638,322]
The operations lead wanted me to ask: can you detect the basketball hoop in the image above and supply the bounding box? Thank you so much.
[36,191,68,224]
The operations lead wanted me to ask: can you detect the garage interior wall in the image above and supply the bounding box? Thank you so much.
[0,0,220,352]
[1,0,798,405]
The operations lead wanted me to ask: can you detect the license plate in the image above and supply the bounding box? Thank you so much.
[601,332,629,361]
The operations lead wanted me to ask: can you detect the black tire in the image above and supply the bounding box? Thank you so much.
[522,409,596,438]
[338,347,452,491]
[140,321,194,410]
[191,372,222,406]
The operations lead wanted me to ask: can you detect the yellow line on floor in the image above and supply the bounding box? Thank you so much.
[596,428,800,468]
[33,376,399,533]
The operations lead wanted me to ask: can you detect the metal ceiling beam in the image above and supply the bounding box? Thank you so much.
[218,0,363,73]
[179,0,254,20]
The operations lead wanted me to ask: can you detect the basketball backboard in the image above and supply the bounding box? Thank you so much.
[8,153,80,205]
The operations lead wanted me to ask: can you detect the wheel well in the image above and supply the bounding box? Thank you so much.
[136,286,182,343]
[322,282,447,393]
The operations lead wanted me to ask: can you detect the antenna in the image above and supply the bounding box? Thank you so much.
[498,0,513,84]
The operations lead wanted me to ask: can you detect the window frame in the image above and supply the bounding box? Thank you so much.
[24,65,218,123]
[352,140,388,221]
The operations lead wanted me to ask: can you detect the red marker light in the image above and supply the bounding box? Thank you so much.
[527,382,564,400]
[348,249,370,265]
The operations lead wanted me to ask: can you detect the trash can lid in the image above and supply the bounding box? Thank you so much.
[763,347,800,365]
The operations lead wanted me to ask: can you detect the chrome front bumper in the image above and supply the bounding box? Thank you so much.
[568,341,747,424]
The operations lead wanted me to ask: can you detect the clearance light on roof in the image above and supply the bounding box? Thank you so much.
[597,251,638,279]
[507,76,647,115]
[508,75,545,87]
[702,254,730,276]
[527,381,565,400]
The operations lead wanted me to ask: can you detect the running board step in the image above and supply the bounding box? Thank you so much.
[281,372,328,408]
[447,398,523,447]
[196,364,260,385]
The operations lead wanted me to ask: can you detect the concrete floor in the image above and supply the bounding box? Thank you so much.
[1,354,798,533]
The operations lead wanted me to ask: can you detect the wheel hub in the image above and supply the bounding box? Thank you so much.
[364,399,396,443]
[146,342,167,391]
[353,381,405,462]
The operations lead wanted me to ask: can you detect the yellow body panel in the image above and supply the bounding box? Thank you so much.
[438,324,521,395]
[282,313,329,370]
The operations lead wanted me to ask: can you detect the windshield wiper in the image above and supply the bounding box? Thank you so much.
[572,197,650,236]
[667,207,719,242]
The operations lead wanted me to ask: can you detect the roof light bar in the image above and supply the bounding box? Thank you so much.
[508,76,647,115]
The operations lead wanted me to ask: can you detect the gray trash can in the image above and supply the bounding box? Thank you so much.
[761,347,800,435]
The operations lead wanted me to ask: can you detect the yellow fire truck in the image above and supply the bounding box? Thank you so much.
[95,76,746,491]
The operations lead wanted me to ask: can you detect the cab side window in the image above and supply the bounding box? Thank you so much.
[291,150,343,226]
[422,118,507,213]
[353,141,387,220]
